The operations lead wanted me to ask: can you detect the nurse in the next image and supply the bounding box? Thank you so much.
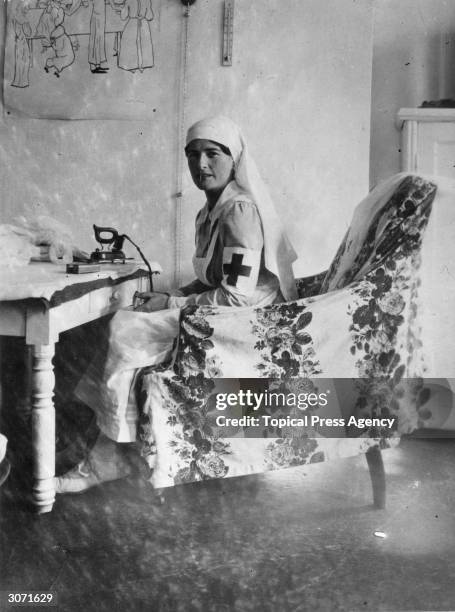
[56,115,297,493]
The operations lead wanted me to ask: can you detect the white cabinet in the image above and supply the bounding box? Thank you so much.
[397,108,455,178]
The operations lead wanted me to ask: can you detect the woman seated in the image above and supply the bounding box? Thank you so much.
[56,115,297,493]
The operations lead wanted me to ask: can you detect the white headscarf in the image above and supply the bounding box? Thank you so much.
[186,116,298,300]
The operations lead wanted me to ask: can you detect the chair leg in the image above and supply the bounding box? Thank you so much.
[366,446,386,509]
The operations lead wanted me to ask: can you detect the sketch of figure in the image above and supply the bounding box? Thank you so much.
[36,0,56,44]
[44,7,75,77]
[118,0,154,72]
[36,0,82,77]
[11,4,32,88]
[88,0,109,73]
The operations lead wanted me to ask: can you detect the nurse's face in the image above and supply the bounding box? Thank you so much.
[186,139,234,196]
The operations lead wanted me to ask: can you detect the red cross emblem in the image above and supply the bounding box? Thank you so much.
[223,253,252,286]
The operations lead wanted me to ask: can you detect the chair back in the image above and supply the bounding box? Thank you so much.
[320,175,437,293]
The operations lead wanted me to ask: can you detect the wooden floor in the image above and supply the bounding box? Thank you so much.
[1,436,455,611]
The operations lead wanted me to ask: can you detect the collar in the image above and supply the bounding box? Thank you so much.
[196,181,248,228]
[207,181,245,220]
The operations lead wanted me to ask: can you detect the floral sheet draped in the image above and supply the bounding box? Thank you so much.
[136,174,455,488]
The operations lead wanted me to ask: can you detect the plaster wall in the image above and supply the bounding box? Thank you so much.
[0,0,373,285]
[370,0,455,187]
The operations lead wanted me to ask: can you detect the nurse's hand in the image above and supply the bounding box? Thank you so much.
[134,291,169,312]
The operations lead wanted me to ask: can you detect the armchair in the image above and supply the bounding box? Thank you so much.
[136,173,455,509]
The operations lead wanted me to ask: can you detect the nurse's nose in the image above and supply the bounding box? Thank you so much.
[197,153,209,169]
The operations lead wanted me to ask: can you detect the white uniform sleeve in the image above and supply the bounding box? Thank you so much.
[168,201,263,307]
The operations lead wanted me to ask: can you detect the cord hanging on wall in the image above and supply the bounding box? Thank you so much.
[174,0,192,286]
[222,0,234,66]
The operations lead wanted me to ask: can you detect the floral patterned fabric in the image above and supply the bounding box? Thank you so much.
[137,174,455,488]
[295,271,327,298]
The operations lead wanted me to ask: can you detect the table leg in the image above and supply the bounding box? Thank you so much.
[17,345,33,419]
[30,343,56,514]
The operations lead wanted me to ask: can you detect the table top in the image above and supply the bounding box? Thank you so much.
[0,261,161,304]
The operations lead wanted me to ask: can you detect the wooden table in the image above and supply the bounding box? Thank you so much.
[0,261,160,513]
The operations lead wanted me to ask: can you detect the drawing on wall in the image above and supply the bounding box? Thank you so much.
[11,2,33,87]
[117,0,154,73]
[7,0,155,88]
[37,0,77,77]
